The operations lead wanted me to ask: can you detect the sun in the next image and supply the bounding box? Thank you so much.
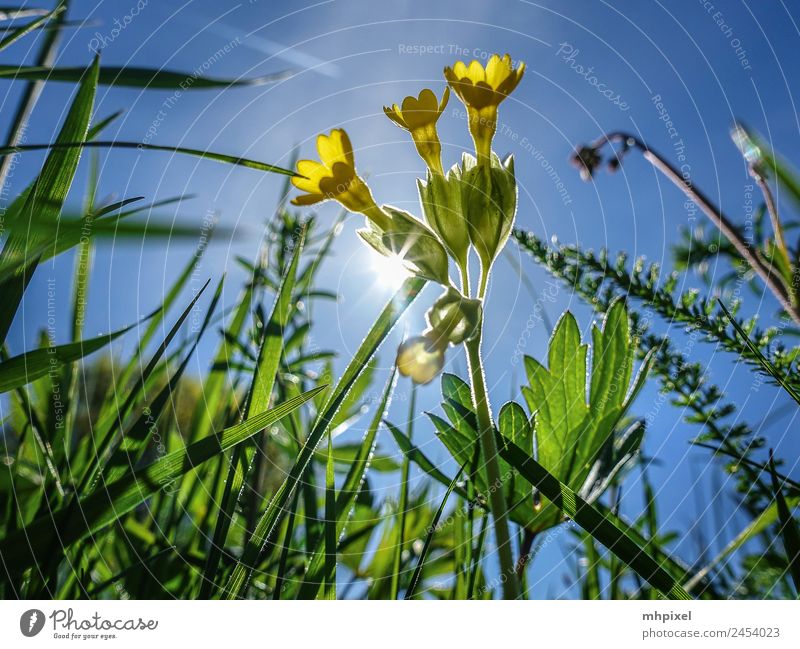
[370,252,410,289]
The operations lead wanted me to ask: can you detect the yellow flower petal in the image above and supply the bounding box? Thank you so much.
[384,104,406,128]
[317,129,352,169]
[466,60,485,83]
[438,86,450,113]
[485,54,507,88]
[292,159,327,193]
[291,193,325,206]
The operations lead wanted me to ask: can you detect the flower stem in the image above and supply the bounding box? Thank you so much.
[458,260,471,298]
[463,270,519,599]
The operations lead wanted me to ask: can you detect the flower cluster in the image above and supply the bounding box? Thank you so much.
[292,53,525,384]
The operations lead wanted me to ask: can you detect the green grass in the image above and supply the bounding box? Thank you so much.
[1,6,798,601]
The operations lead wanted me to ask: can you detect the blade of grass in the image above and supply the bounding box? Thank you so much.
[0,140,296,176]
[495,431,691,600]
[222,277,425,599]
[391,383,416,599]
[103,278,224,484]
[0,322,134,393]
[769,451,800,594]
[0,5,62,51]
[694,442,800,496]
[0,386,324,575]
[323,430,336,600]
[0,0,67,188]
[718,301,800,405]
[198,226,306,597]
[77,280,211,496]
[467,514,489,599]
[404,462,466,599]
[295,370,397,599]
[0,52,97,343]
[0,65,292,88]
[272,490,300,600]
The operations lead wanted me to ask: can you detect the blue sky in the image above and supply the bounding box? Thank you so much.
[4,0,800,597]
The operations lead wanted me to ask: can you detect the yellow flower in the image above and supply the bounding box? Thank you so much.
[291,129,389,230]
[444,54,525,162]
[395,331,447,385]
[384,88,449,174]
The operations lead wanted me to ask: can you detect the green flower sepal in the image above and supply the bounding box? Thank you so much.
[417,162,469,267]
[357,205,450,286]
[460,152,517,269]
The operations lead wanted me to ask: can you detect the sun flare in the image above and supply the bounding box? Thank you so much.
[371,252,411,289]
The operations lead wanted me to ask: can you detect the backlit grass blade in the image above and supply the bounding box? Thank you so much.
[694,442,800,496]
[0,65,292,88]
[199,226,306,597]
[0,5,62,51]
[769,452,800,594]
[391,384,416,600]
[0,208,224,284]
[0,8,50,20]
[0,54,98,343]
[718,302,800,405]
[113,236,211,394]
[495,431,691,600]
[295,370,397,599]
[103,279,224,484]
[273,490,300,600]
[684,495,800,593]
[175,285,254,528]
[0,140,296,176]
[0,386,325,574]
[323,431,336,600]
[78,280,212,496]
[0,323,133,393]
[222,277,426,599]
[0,0,67,189]
[404,463,465,600]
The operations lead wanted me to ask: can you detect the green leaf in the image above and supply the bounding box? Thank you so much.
[517,300,650,520]
[0,65,291,88]
[0,386,325,574]
[222,277,425,599]
[389,414,708,595]
[523,311,589,480]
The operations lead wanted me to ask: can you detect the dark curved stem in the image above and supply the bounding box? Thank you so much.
[580,132,800,326]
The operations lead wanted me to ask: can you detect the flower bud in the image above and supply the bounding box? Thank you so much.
[460,153,517,269]
[396,332,446,385]
[357,205,450,286]
[426,287,482,345]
